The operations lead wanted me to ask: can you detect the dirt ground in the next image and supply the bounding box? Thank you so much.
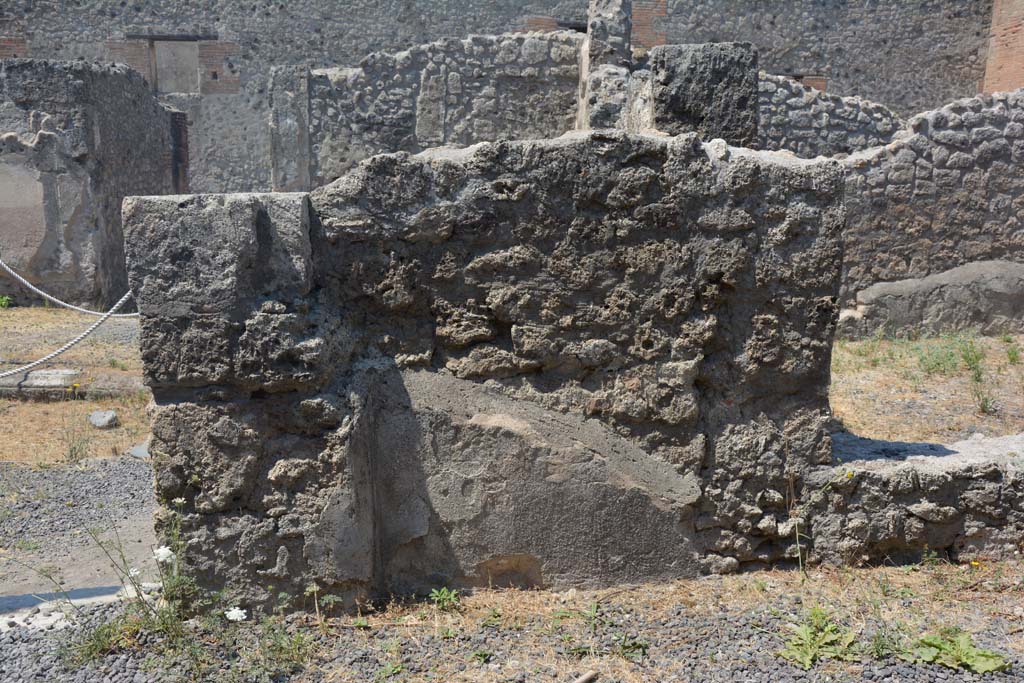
[294,560,1024,683]
[0,306,142,376]
[831,333,1024,444]
[0,394,150,464]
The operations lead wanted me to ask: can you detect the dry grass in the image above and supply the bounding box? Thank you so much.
[0,393,149,464]
[298,561,1024,682]
[831,333,1024,443]
[0,306,141,375]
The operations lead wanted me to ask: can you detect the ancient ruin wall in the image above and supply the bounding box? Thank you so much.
[0,59,180,306]
[3,1,582,193]
[270,32,582,191]
[662,0,993,118]
[125,132,844,608]
[840,90,1024,312]
[757,73,905,158]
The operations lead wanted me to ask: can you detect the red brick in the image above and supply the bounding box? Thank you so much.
[984,0,1024,93]
[198,40,241,95]
[632,0,667,49]
[0,36,29,58]
[106,40,153,84]
[523,15,559,33]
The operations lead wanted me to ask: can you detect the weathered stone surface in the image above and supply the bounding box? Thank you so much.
[575,0,632,131]
[270,32,583,191]
[649,43,759,147]
[127,131,844,610]
[841,90,1024,311]
[88,410,119,429]
[839,260,1024,338]
[807,432,1024,565]
[0,59,182,307]
[757,73,905,158]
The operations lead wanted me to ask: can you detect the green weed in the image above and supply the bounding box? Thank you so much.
[910,627,1009,674]
[779,606,859,670]
[428,586,460,612]
[1007,345,1021,365]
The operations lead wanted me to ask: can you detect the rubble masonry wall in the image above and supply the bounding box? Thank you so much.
[0,59,179,306]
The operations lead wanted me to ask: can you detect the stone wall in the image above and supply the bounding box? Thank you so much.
[3,1,998,191]
[660,0,993,118]
[0,59,180,307]
[807,432,1024,567]
[124,131,845,608]
[757,73,905,158]
[271,32,582,191]
[839,90,1024,314]
[1,1,582,192]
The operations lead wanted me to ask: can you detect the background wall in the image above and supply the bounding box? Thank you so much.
[0,59,179,306]
[272,32,582,191]
[0,1,582,192]
[842,90,1024,307]
[0,1,1007,192]
[757,73,904,158]
[985,0,1024,94]
[545,1,996,118]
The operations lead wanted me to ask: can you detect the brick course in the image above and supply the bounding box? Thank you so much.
[984,0,1024,93]
[0,36,28,58]
[198,41,241,95]
[106,40,153,85]
[632,0,666,49]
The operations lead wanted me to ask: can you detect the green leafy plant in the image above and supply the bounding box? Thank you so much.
[0,295,12,309]
[581,602,612,633]
[428,586,460,612]
[471,650,493,664]
[481,607,502,629]
[959,338,985,378]
[916,340,960,376]
[1007,345,1021,365]
[779,606,859,670]
[867,620,911,660]
[375,660,404,681]
[613,633,650,661]
[910,627,1010,674]
[352,615,371,630]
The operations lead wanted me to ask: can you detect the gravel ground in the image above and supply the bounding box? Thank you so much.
[0,585,1021,683]
[0,457,154,559]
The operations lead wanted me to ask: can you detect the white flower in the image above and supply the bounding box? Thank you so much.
[153,546,175,564]
[224,607,248,622]
[128,567,141,579]
[172,498,186,507]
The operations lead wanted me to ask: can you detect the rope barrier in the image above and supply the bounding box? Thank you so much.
[0,290,134,380]
[0,255,139,318]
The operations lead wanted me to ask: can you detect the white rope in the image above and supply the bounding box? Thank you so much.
[0,255,139,318]
[0,290,134,380]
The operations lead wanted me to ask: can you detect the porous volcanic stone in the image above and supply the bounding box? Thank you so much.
[649,43,759,146]
[125,131,844,611]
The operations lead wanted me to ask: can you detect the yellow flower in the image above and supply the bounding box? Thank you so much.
[970,560,981,567]
[846,471,854,478]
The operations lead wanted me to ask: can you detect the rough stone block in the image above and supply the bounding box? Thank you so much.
[838,260,1024,338]
[128,132,845,610]
[649,43,759,146]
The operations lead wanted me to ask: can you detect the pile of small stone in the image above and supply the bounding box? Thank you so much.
[0,457,154,559]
